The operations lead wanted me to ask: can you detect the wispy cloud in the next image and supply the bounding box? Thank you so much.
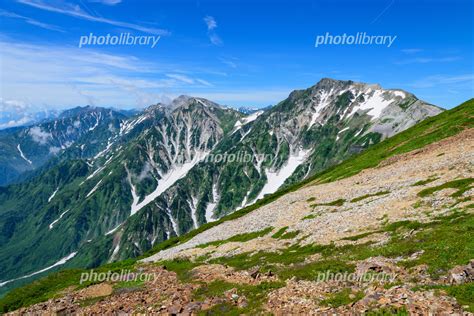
[166,74,195,84]
[371,0,395,24]
[0,37,218,108]
[0,9,64,32]
[203,15,222,46]
[204,16,217,30]
[17,0,169,35]
[395,56,461,65]
[401,48,423,54]
[87,0,122,5]
[209,34,223,46]
[219,57,238,68]
[410,74,474,89]
[195,79,213,87]
[166,74,213,87]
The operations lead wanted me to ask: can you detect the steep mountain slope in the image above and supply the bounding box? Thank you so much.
[0,97,242,288]
[101,78,441,262]
[0,79,442,294]
[1,99,472,315]
[0,106,128,186]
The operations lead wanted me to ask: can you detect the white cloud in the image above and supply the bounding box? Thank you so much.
[0,38,215,108]
[49,146,61,154]
[17,0,169,35]
[0,99,33,129]
[0,98,29,112]
[209,33,223,46]
[0,116,33,129]
[29,126,52,144]
[203,16,217,30]
[203,15,222,46]
[0,9,64,32]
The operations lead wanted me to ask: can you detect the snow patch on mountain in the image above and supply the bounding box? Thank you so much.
[120,114,148,136]
[188,196,199,229]
[349,90,393,120]
[255,149,311,201]
[391,90,406,98]
[17,144,32,164]
[48,187,59,203]
[86,156,113,181]
[94,141,113,159]
[167,208,179,236]
[233,111,263,132]
[130,153,209,216]
[205,183,219,223]
[88,112,101,131]
[49,209,70,230]
[336,127,350,141]
[0,252,77,287]
[105,223,122,235]
[86,179,103,198]
[308,89,332,129]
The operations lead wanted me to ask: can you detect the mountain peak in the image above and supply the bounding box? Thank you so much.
[314,78,386,91]
[168,95,225,111]
[58,105,100,118]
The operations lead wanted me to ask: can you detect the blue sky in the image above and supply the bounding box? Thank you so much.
[0,0,472,116]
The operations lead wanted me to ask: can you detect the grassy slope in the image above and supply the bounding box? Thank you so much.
[0,99,472,312]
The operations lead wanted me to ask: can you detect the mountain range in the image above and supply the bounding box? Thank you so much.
[0,78,444,294]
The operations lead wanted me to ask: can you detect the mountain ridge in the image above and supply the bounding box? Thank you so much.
[1,98,472,314]
[0,78,444,294]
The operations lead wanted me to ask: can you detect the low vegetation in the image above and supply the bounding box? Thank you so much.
[417,178,473,198]
[301,213,319,220]
[193,280,284,315]
[341,231,378,241]
[320,288,364,308]
[196,227,273,249]
[350,191,390,203]
[311,198,346,207]
[271,226,288,239]
[411,176,439,186]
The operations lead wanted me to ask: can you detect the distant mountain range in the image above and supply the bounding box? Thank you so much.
[0,78,443,291]
[0,106,131,186]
